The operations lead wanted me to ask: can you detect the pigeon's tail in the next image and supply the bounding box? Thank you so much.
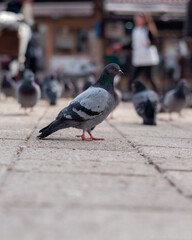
[158,95,165,113]
[48,92,57,106]
[37,118,76,139]
[143,99,156,125]
[37,119,62,139]
[50,100,56,106]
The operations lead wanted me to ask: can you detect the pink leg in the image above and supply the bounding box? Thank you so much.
[178,112,183,118]
[87,131,104,141]
[24,108,29,116]
[76,130,92,141]
[107,112,114,120]
[169,113,173,121]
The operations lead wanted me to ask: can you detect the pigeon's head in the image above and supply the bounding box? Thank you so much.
[176,79,189,94]
[26,72,35,82]
[177,79,188,89]
[131,79,147,93]
[50,72,57,81]
[104,63,123,78]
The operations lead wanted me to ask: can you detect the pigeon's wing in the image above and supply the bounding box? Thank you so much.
[57,87,111,121]
[163,90,175,111]
[147,90,159,112]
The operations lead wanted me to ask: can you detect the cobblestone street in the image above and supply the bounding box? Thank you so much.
[0,98,192,240]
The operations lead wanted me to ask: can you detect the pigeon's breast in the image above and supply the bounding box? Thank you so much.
[19,85,36,96]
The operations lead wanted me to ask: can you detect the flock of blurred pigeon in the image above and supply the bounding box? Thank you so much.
[0,63,191,141]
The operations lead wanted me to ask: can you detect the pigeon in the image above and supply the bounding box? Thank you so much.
[82,74,96,92]
[1,72,15,97]
[162,79,188,120]
[38,63,123,141]
[43,73,63,105]
[132,79,159,125]
[16,71,41,114]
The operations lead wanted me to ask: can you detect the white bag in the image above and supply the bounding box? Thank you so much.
[149,45,159,65]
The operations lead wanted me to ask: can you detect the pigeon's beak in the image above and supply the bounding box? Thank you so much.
[118,70,124,75]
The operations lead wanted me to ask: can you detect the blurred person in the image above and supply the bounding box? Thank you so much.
[22,0,34,26]
[164,43,180,89]
[6,0,22,14]
[184,0,192,77]
[25,25,43,74]
[128,13,159,93]
[184,0,192,38]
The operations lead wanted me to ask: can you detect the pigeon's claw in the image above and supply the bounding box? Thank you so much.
[87,131,104,141]
[76,131,92,141]
[76,131,104,141]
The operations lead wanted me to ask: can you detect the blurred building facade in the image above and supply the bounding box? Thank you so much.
[0,0,190,89]
[103,0,190,90]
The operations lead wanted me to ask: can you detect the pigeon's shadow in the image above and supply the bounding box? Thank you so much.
[37,137,85,142]
[0,113,25,117]
[114,121,141,127]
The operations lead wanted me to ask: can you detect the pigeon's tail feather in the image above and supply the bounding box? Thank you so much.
[48,92,57,106]
[50,100,56,106]
[143,99,156,125]
[38,119,62,139]
[38,118,76,139]
[143,119,156,125]
[159,95,165,113]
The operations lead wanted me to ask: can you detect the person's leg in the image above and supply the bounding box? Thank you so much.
[145,66,158,92]
[128,66,142,91]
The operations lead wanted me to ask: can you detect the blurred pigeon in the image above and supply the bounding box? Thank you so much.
[132,79,159,125]
[162,79,188,120]
[16,71,41,114]
[1,72,15,97]
[82,74,96,92]
[43,73,63,105]
[38,63,123,141]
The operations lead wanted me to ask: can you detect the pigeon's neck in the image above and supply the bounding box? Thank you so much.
[175,86,185,98]
[135,86,146,94]
[95,72,114,92]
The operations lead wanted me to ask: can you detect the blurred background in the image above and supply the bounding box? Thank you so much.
[0,0,191,94]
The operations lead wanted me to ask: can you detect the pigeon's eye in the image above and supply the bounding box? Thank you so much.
[111,67,116,70]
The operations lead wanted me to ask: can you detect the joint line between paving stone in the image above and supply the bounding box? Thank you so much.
[106,121,192,200]
[0,107,49,189]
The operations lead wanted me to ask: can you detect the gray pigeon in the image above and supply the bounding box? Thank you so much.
[43,73,63,105]
[38,63,123,141]
[132,79,159,125]
[16,71,41,114]
[162,79,188,119]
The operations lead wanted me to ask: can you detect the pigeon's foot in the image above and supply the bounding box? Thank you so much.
[169,113,173,121]
[178,112,183,118]
[76,131,92,141]
[76,131,104,141]
[24,109,29,116]
[107,113,115,120]
[87,131,104,141]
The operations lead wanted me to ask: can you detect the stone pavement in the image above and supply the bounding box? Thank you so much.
[0,97,192,240]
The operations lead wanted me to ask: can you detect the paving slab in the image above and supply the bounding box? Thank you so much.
[0,98,192,240]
